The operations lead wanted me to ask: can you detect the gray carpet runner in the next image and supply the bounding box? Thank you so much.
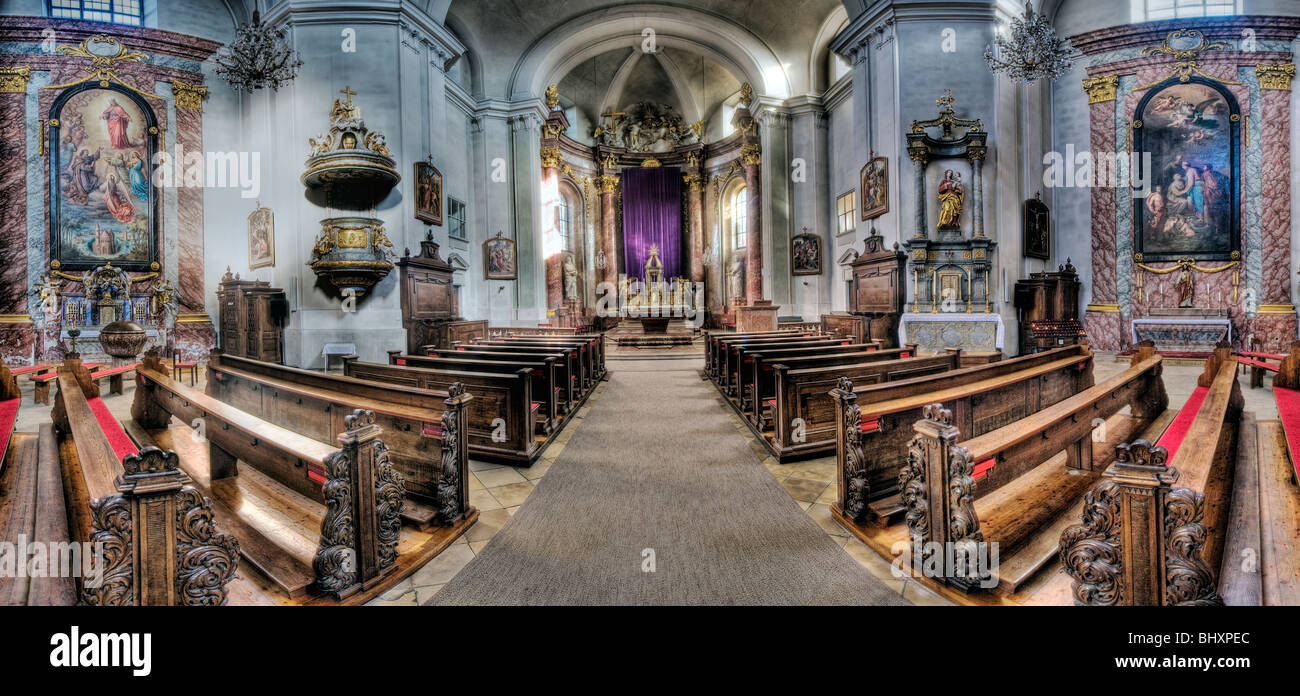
[430,358,911,605]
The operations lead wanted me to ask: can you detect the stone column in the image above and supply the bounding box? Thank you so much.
[597,173,619,314]
[743,148,763,304]
[970,155,984,238]
[683,156,706,284]
[540,105,568,314]
[0,66,34,364]
[1253,63,1298,352]
[911,151,927,238]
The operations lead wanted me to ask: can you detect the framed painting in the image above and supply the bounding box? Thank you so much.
[860,156,888,220]
[484,231,517,280]
[248,206,275,270]
[48,83,159,271]
[1133,76,1240,261]
[414,161,443,225]
[1023,195,1050,260]
[791,230,822,276]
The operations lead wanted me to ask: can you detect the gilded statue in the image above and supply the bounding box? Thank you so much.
[937,169,964,229]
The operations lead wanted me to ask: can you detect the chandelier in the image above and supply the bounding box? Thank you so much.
[214,10,303,92]
[984,2,1078,83]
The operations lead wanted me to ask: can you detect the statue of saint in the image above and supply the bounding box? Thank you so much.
[937,169,964,229]
[563,254,578,300]
[727,253,744,301]
[1176,266,1194,308]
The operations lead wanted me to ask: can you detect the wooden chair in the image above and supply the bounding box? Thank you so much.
[172,349,198,386]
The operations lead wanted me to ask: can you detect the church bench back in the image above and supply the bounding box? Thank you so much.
[52,356,240,605]
[430,346,580,407]
[132,355,424,599]
[1060,346,1241,605]
[720,337,841,392]
[342,357,538,466]
[710,333,820,378]
[768,351,962,460]
[892,350,1167,591]
[389,351,561,430]
[828,344,1095,524]
[205,351,473,504]
[472,336,605,381]
[742,342,893,415]
[706,330,806,374]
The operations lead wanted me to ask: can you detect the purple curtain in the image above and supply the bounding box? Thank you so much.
[622,166,681,281]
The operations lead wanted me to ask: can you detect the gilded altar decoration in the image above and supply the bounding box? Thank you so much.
[0,66,30,93]
[171,80,208,110]
[1133,255,1239,305]
[860,156,888,220]
[1256,63,1296,91]
[213,10,303,92]
[738,82,754,108]
[1135,30,1236,90]
[1082,74,1118,104]
[43,35,159,99]
[1133,78,1239,261]
[484,231,517,280]
[48,79,160,271]
[740,143,762,166]
[248,204,275,269]
[539,146,561,169]
[937,169,964,229]
[414,160,443,225]
[302,87,399,296]
[545,83,560,110]
[640,156,661,168]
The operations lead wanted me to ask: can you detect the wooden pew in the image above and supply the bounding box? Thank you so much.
[1269,340,1300,485]
[729,338,863,408]
[31,361,104,405]
[890,345,1168,592]
[130,353,420,600]
[710,332,820,383]
[705,330,805,378]
[49,355,241,605]
[340,355,544,465]
[436,345,580,409]
[741,341,894,419]
[474,335,607,383]
[1059,345,1242,605]
[829,344,1095,524]
[389,350,560,433]
[487,326,578,338]
[201,350,474,512]
[718,336,839,395]
[0,364,18,466]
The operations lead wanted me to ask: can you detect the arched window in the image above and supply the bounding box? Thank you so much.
[558,194,574,252]
[724,182,748,252]
[48,0,143,25]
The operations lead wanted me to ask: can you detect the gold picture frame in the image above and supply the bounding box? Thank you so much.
[484,231,517,280]
[414,161,443,225]
[860,156,888,220]
[248,205,274,270]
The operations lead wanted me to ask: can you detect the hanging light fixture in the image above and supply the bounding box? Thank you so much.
[984,2,1078,83]
[214,10,304,92]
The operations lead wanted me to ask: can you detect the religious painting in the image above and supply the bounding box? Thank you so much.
[484,231,517,280]
[248,206,275,270]
[791,230,822,276]
[1023,195,1050,259]
[414,161,443,225]
[860,157,888,220]
[49,83,159,271]
[1134,77,1239,261]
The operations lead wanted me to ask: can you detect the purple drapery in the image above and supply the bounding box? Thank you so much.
[621,166,681,281]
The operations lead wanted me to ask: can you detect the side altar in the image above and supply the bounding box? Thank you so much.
[900,92,1000,353]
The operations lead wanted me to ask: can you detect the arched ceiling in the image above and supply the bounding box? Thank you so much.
[446,0,844,100]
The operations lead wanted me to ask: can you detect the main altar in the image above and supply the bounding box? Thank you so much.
[900,92,1001,353]
[33,262,175,361]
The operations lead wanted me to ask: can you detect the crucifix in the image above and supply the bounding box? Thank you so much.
[600,108,625,128]
[333,85,360,120]
[340,85,357,107]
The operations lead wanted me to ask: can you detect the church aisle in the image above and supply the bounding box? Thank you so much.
[428,356,911,605]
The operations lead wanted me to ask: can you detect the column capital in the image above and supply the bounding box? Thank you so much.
[1256,63,1295,91]
[0,66,31,93]
[540,146,561,169]
[741,143,762,167]
[595,174,619,194]
[172,80,208,111]
[1082,74,1119,104]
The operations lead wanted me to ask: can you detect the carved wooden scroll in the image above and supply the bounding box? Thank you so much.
[314,409,405,599]
[1059,440,1222,606]
[435,382,472,526]
[830,376,870,524]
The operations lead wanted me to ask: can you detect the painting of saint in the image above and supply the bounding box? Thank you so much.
[414,161,443,225]
[249,206,275,270]
[484,231,517,280]
[860,157,888,220]
[1134,79,1238,261]
[50,86,157,270]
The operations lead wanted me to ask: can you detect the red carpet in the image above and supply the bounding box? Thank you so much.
[87,396,139,462]
[1156,386,1209,462]
[0,398,18,462]
[1274,387,1300,481]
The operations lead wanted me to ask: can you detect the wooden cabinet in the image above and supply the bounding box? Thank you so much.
[398,239,480,352]
[1013,260,1084,354]
[847,232,907,348]
[217,271,286,363]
